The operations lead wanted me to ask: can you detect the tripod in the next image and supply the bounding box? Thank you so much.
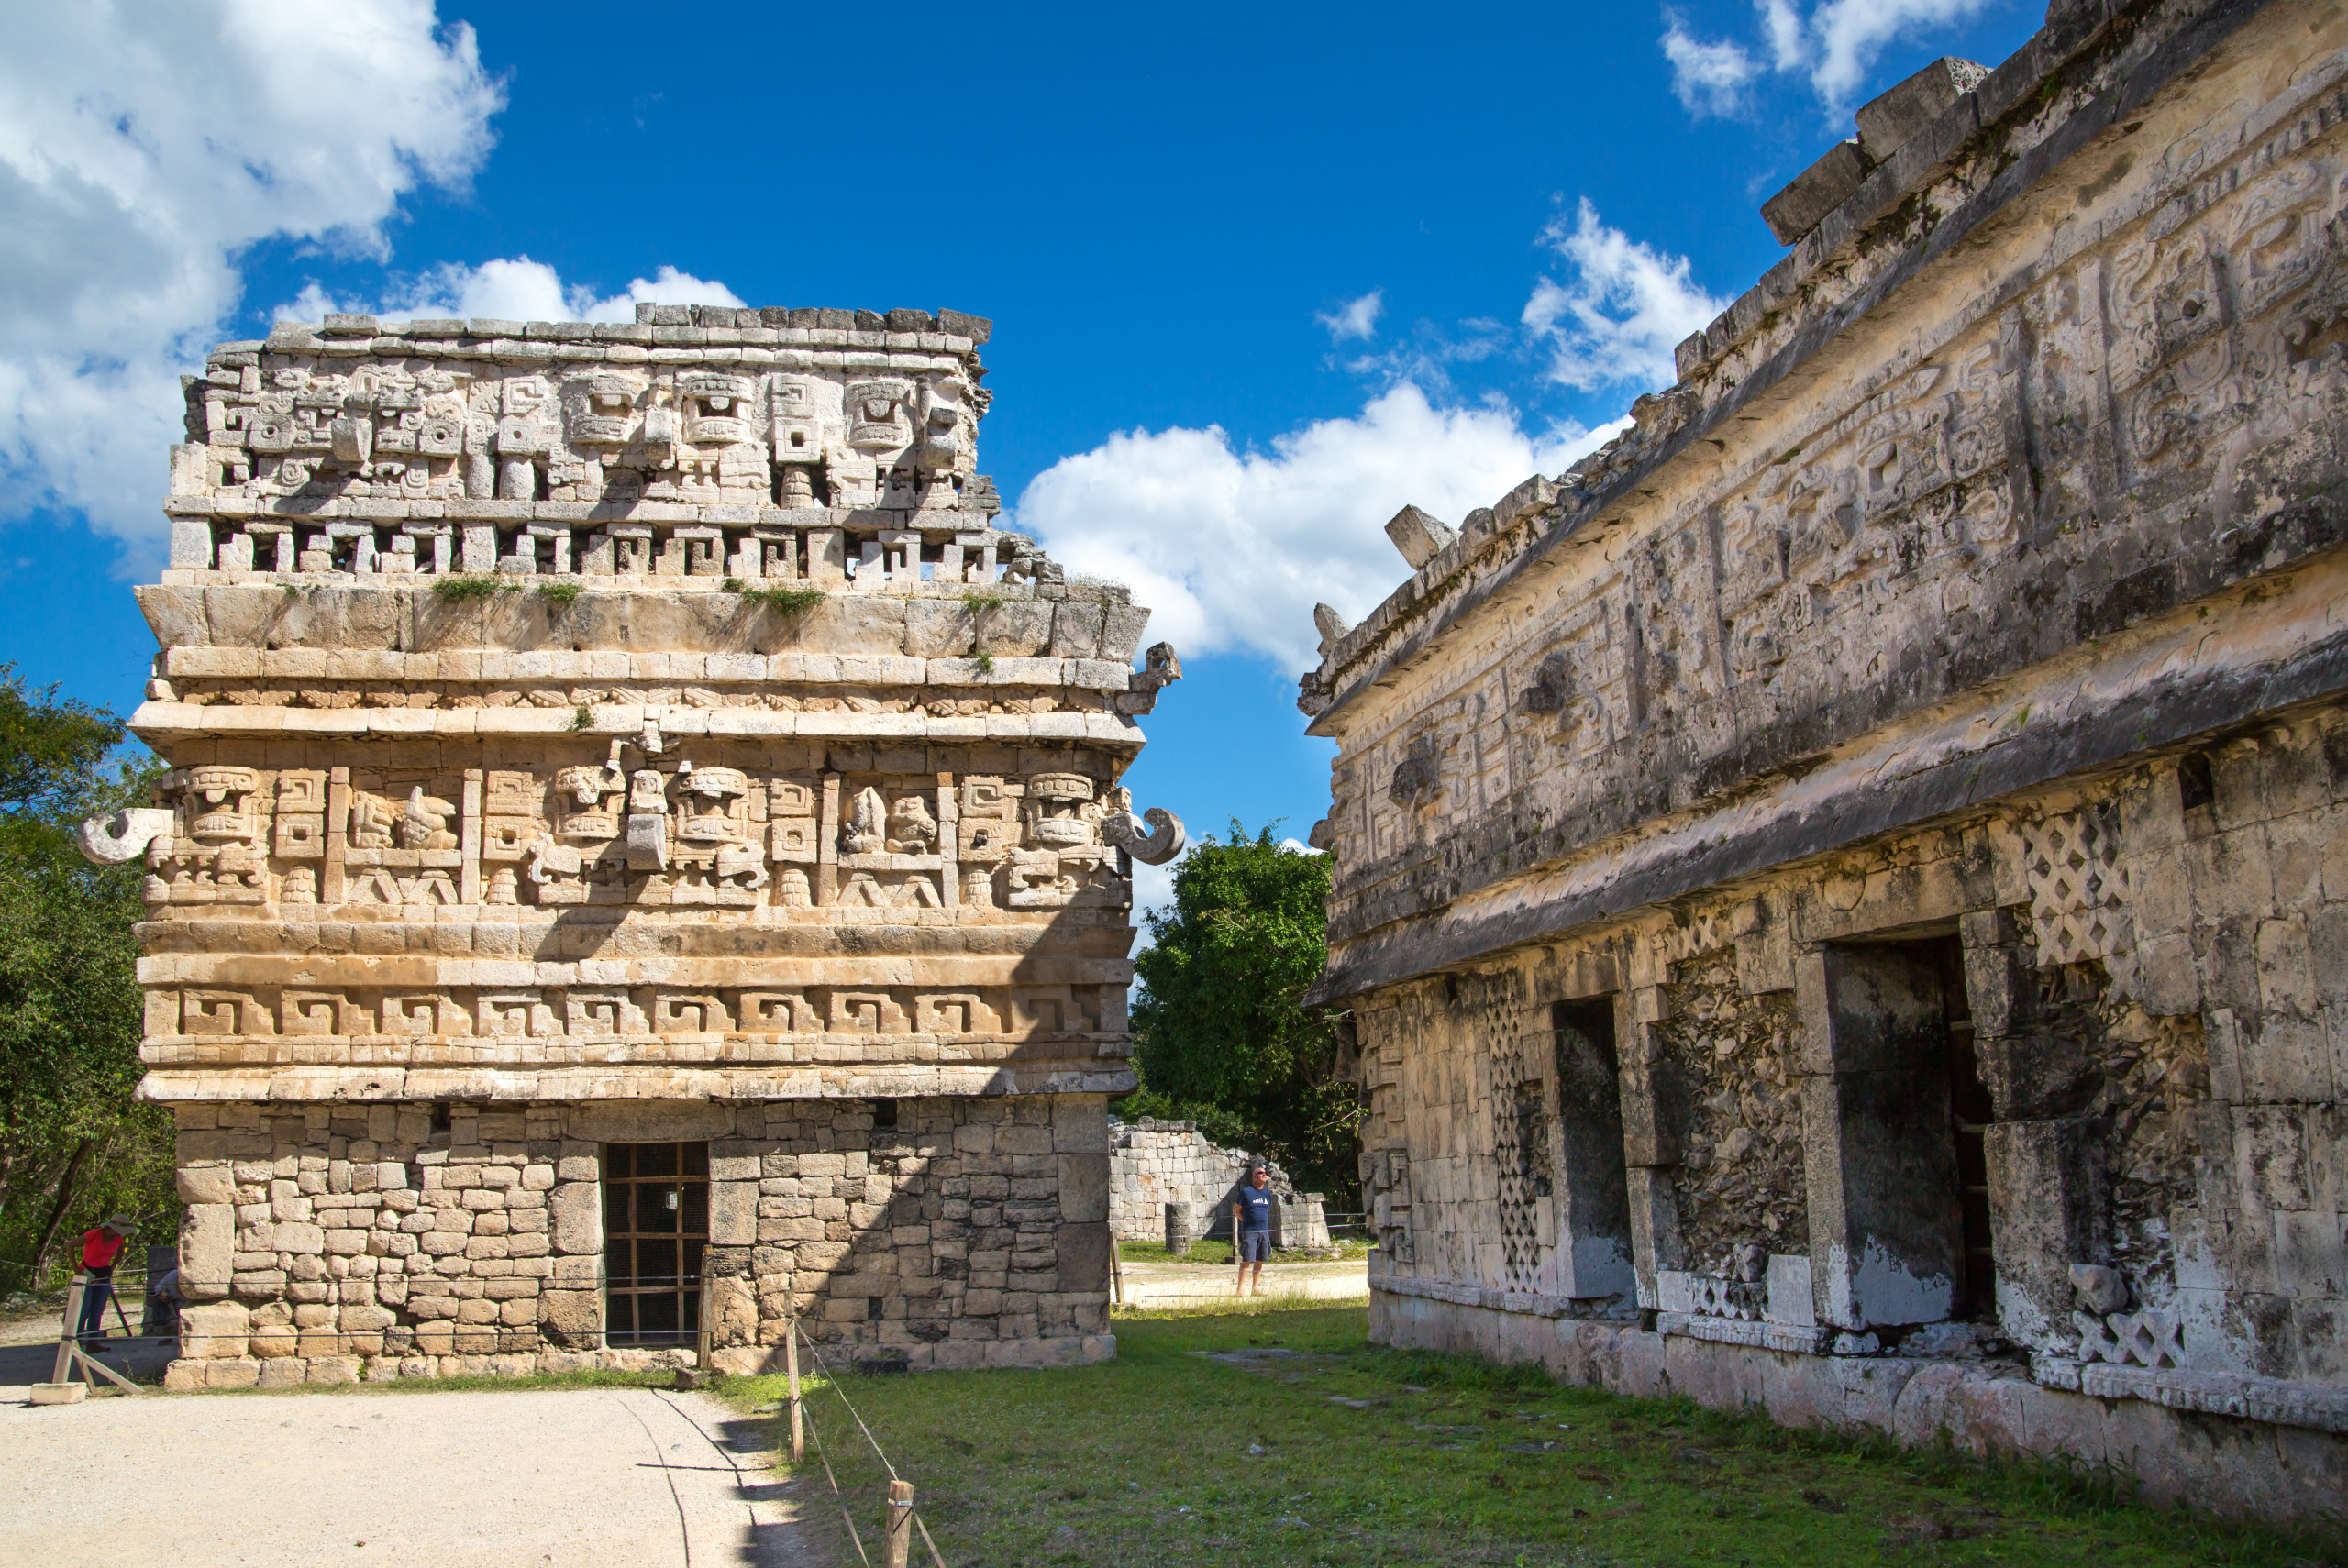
[72,1269,138,1344]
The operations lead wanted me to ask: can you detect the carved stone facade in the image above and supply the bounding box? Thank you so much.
[89,303,1184,1385]
[1301,0,2348,1520]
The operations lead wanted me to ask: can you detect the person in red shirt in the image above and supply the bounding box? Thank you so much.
[74,1216,134,1344]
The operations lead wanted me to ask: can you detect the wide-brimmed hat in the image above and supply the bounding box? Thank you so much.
[104,1215,136,1232]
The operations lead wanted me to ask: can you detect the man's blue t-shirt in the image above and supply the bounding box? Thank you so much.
[1237,1184,1274,1232]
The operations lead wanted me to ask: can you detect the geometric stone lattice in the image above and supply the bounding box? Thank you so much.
[1486,1005,1542,1289]
[1689,1274,1767,1320]
[2023,801,2132,965]
[2076,1306,2184,1368]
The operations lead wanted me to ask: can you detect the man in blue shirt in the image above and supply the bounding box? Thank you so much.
[1234,1163,1275,1297]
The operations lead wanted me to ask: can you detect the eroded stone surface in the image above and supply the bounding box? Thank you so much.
[1302,0,2348,1521]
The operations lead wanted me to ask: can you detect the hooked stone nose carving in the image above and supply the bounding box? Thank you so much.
[1102,790,1186,866]
[76,807,175,865]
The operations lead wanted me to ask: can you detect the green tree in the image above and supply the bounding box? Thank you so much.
[0,668,172,1296]
[1125,822,1361,1203]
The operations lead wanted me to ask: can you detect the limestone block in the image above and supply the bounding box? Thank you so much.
[1853,56,1987,160]
[1759,139,1866,245]
[206,1358,261,1388]
[273,1220,326,1256]
[181,1202,235,1299]
[181,1301,250,1358]
[1049,602,1105,657]
[710,1181,758,1245]
[1098,603,1152,661]
[994,1123,1054,1156]
[547,1182,602,1254]
[177,1165,235,1205]
[1054,1221,1111,1292]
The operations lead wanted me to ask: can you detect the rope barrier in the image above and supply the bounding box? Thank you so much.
[794,1330,901,1481]
[795,1381,873,1568]
[785,1319,947,1568]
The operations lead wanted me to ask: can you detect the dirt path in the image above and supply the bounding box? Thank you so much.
[1115,1256,1368,1308]
[0,1383,820,1567]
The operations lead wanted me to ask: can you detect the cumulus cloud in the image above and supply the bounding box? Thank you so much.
[285,259,747,327]
[1013,383,1620,672]
[0,0,505,560]
[1523,200,1726,392]
[1664,0,1999,116]
[1663,15,1766,117]
[1315,290,1385,344]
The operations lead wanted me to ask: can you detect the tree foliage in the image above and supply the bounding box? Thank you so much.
[0,668,172,1295]
[1126,823,1361,1202]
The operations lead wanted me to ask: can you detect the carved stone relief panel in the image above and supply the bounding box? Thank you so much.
[143,767,267,905]
[187,343,1000,522]
[1004,772,1121,910]
[144,982,1104,1043]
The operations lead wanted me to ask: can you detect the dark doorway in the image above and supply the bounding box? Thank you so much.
[602,1141,709,1348]
[1814,935,1989,1324]
[1551,998,1634,1299]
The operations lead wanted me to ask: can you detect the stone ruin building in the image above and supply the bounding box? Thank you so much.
[1299,0,2348,1519]
[1107,1118,1332,1249]
[77,301,1187,1386]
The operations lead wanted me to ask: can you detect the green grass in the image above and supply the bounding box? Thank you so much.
[725,578,826,616]
[534,580,581,607]
[725,1306,2342,1568]
[430,574,519,602]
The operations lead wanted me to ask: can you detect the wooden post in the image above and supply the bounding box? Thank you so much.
[50,1275,83,1382]
[695,1253,713,1371]
[1108,1235,1124,1307]
[785,1317,804,1463]
[882,1478,914,1568]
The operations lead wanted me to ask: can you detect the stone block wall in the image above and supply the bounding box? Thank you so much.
[1108,1119,1257,1240]
[168,1092,1113,1387]
[1105,1118,1319,1242]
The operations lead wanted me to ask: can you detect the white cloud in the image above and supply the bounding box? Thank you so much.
[283,259,748,329]
[1523,200,1726,392]
[1663,16,1764,117]
[1803,0,1997,108]
[1758,0,1811,69]
[1664,0,1998,116]
[1013,383,1619,672]
[1315,290,1384,344]
[0,0,504,560]
[1130,853,1182,952]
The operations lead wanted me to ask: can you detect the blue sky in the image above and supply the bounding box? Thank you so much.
[0,0,2044,908]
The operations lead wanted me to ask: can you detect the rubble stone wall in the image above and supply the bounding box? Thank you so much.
[169,1092,1113,1387]
[1105,1119,1303,1241]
